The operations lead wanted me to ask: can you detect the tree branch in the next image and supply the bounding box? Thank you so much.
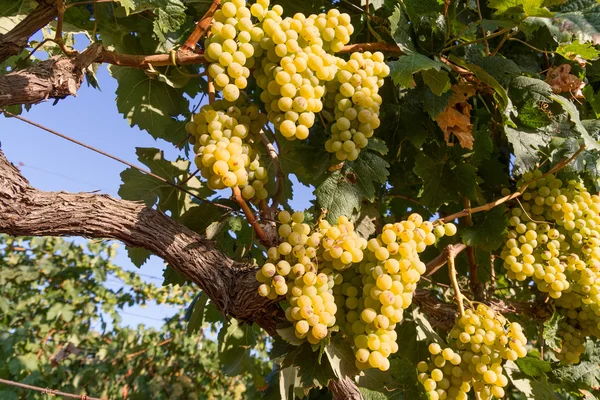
[0,0,57,63]
[0,43,103,107]
[181,0,221,52]
[0,150,280,334]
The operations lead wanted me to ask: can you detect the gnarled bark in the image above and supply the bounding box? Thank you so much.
[0,43,103,108]
[0,150,280,334]
[0,0,57,63]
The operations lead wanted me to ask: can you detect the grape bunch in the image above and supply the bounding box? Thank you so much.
[185,99,269,200]
[418,305,527,400]
[343,214,457,371]
[500,170,600,362]
[256,211,367,344]
[324,51,390,161]
[253,9,353,140]
[204,0,259,102]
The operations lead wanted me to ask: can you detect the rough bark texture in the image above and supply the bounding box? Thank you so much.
[0,43,103,108]
[0,0,57,63]
[328,377,363,400]
[0,150,281,334]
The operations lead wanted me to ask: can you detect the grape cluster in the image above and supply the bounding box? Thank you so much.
[256,211,367,344]
[185,99,269,200]
[324,52,390,161]
[500,170,600,362]
[204,0,259,102]
[418,305,527,400]
[342,214,457,371]
[253,9,354,140]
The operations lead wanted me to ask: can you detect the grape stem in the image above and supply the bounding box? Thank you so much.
[424,243,467,277]
[260,129,284,210]
[464,198,483,301]
[181,0,221,53]
[448,252,466,317]
[232,186,268,245]
[436,144,586,224]
[207,72,216,104]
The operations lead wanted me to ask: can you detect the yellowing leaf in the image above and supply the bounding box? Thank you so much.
[435,85,476,149]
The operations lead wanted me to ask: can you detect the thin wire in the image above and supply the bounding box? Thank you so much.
[0,378,102,400]
[0,109,233,211]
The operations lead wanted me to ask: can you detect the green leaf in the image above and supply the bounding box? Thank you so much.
[551,340,600,387]
[389,6,415,54]
[218,319,258,376]
[345,151,390,202]
[505,125,552,174]
[115,0,135,14]
[488,0,553,17]
[359,388,389,400]
[366,138,389,155]
[518,102,552,129]
[316,170,363,224]
[277,325,307,346]
[352,203,378,240]
[152,0,187,41]
[109,66,189,145]
[125,246,152,268]
[422,69,451,96]
[324,336,361,380]
[551,94,600,151]
[118,148,210,217]
[543,312,565,351]
[8,354,38,373]
[388,54,445,88]
[510,76,553,104]
[555,3,600,44]
[461,205,508,251]
[186,293,208,334]
[412,308,446,344]
[583,85,600,118]
[530,377,558,400]
[423,90,452,119]
[556,40,600,61]
[516,357,552,378]
[413,145,478,210]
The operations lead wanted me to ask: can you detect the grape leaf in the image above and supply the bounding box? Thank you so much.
[422,69,451,96]
[218,319,258,376]
[115,0,135,14]
[423,89,453,119]
[316,170,363,223]
[516,357,552,378]
[557,40,600,61]
[345,151,390,202]
[488,0,553,17]
[389,5,415,54]
[358,388,389,400]
[551,340,600,388]
[505,125,552,174]
[185,293,208,334]
[125,246,152,268]
[324,336,361,380]
[583,85,600,118]
[152,0,187,41]
[555,2,600,44]
[413,145,478,210]
[413,308,447,344]
[518,102,552,129]
[551,94,600,151]
[542,312,565,351]
[109,66,189,146]
[388,54,445,88]
[461,205,508,251]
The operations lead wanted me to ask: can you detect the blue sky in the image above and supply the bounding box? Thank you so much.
[0,63,312,329]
